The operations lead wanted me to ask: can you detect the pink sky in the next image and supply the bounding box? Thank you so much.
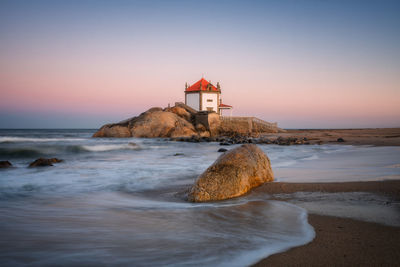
[1,1,399,128]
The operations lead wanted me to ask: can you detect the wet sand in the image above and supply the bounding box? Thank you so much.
[255,180,400,195]
[253,180,400,266]
[263,128,400,146]
[254,214,400,267]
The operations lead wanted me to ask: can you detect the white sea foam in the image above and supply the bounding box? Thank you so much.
[81,144,140,152]
[275,192,400,227]
[0,193,315,267]
[1,130,400,266]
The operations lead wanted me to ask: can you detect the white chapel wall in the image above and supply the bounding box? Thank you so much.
[186,93,200,111]
[201,93,218,112]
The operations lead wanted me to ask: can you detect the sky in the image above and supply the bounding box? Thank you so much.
[0,0,399,129]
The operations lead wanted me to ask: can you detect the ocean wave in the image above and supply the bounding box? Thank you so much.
[0,136,86,143]
[80,144,141,152]
[0,148,45,158]
[0,143,141,158]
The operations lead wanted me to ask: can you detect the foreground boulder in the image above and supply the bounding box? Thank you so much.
[29,158,63,167]
[188,144,273,202]
[0,161,12,168]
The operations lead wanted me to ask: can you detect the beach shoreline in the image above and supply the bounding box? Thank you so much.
[252,180,400,266]
[263,128,400,146]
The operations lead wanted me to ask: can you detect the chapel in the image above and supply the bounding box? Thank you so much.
[184,78,232,115]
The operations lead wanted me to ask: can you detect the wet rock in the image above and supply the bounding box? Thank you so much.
[189,135,200,143]
[0,161,12,168]
[173,153,184,156]
[218,148,228,153]
[128,142,140,148]
[219,142,231,146]
[200,137,211,142]
[188,144,274,202]
[337,137,345,142]
[29,158,63,167]
[257,137,272,144]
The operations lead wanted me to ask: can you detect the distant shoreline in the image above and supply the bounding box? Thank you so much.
[1,128,400,146]
[261,128,400,146]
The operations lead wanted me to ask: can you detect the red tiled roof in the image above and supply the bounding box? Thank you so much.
[185,78,219,92]
[219,103,232,108]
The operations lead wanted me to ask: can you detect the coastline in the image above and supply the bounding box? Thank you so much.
[252,180,400,266]
[253,214,400,267]
[262,128,400,146]
[1,129,400,266]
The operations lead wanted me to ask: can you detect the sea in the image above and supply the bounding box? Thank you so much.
[1,129,400,266]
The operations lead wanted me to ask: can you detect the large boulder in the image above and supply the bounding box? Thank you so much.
[130,111,197,138]
[188,144,273,202]
[93,107,197,138]
[92,124,131,138]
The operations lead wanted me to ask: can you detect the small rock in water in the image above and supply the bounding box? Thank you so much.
[173,153,184,156]
[337,137,345,142]
[29,158,63,167]
[0,161,12,168]
[218,148,228,153]
[219,142,231,146]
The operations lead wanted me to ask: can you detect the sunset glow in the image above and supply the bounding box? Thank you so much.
[1,0,399,128]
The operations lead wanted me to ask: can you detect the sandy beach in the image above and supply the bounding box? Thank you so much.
[254,128,400,266]
[253,180,400,266]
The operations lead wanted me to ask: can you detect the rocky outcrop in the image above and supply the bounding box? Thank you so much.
[130,111,196,138]
[29,158,63,167]
[207,113,221,136]
[188,144,274,202]
[92,125,131,138]
[93,106,197,138]
[0,161,12,168]
[166,106,191,122]
[93,104,282,139]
